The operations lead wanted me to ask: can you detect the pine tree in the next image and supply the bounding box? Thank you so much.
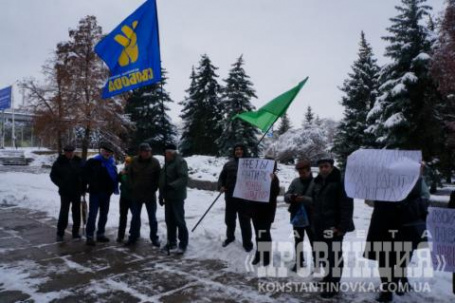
[303,105,315,128]
[431,0,455,100]
[367,0,443,160]
[332,31,380,168]
[277,113,292,135]
[125,69,176,154]
[431,0,455,182]
[216,56,260,156]
[179,55,223,156]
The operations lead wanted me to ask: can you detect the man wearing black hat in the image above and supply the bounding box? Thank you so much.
[50,145,84,242]
[311,156,354,298]
[159,143,189,254]
[83,142,119,246]
[217,143,253,252]
[125,142,161,247]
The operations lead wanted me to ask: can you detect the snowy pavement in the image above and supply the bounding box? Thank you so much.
[0,204,330,303]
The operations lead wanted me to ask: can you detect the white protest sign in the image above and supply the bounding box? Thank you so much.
[344,149,421,202]
[233,158,275,203]
[426,207,455,272]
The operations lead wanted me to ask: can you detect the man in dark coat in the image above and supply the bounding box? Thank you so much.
[159,143,189,254]
[284,159,315,271]
[311,156,354,299]
[125,143,161,247]
[83,142,119,246]
[251,160,280,266]
[218,143,253,252]
[365,177,430,302]
[50,145,84,242]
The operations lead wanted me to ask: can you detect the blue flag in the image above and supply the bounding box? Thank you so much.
[0,86,12,110]
[95,0,161,98]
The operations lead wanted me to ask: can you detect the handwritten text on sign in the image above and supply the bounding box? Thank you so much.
[427,207,455,272]
[345,149,421,202]
[233,158,275,203]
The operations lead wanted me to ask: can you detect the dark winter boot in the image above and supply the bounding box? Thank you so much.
[252,251,260,265]
[222,238,235,247]
[376,291,393,302]
[396,277,411,296]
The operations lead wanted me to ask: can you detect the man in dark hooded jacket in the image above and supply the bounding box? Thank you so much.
[217,143,253,252]
[311,156,354,299]
[50,145,84,241]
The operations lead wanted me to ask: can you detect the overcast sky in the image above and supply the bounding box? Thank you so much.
[0,0,447,126]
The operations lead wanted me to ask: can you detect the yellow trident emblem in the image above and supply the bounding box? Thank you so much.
[114,21,139,66]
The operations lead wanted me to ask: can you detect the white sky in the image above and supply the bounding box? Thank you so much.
[0,0,447,126]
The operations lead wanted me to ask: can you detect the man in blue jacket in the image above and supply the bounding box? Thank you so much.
[83,142,118,246]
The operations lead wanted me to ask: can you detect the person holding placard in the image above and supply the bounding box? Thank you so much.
[284,159,315,272]
[250,160,280,266]
[364,167,430,303]
[218,143,254,252]
[311,156,354,299]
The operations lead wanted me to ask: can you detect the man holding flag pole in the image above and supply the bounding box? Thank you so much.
[94,0,177,249]
[192,78,309,233]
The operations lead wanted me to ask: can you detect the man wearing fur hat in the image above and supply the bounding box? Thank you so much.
[217,143,253,252]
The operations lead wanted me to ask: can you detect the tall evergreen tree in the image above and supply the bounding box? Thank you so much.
[179,54,223,156]
[216,56,260,156]
[303,105,315,128]
[431,0,455,181]
[125,69,176,154]
[277,113,292,135]
[367,0,443,160]
[332,31,380,168]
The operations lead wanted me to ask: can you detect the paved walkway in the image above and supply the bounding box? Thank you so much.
[0,204,351,303]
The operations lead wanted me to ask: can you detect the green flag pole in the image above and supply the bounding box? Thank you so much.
[256,123,274,148]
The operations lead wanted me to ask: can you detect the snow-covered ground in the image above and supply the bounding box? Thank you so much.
[0,151,454,302]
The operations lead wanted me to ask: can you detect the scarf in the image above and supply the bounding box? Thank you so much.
[94,154,119,194]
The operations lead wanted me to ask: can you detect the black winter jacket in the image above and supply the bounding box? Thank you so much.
[50,155,84,196]
[251,176,280,223]
[364,178,429,260]
[83,158,117,195]
[218,158,240,197]
[311,167,354,235]
[128,156,161,201]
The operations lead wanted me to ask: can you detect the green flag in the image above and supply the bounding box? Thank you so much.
[233,77,308,132]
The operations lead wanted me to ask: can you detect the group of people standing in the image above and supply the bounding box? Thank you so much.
[218,143,354,299]
[218,143,429,302]
[51,141,430,302]
[50,141,189,254]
